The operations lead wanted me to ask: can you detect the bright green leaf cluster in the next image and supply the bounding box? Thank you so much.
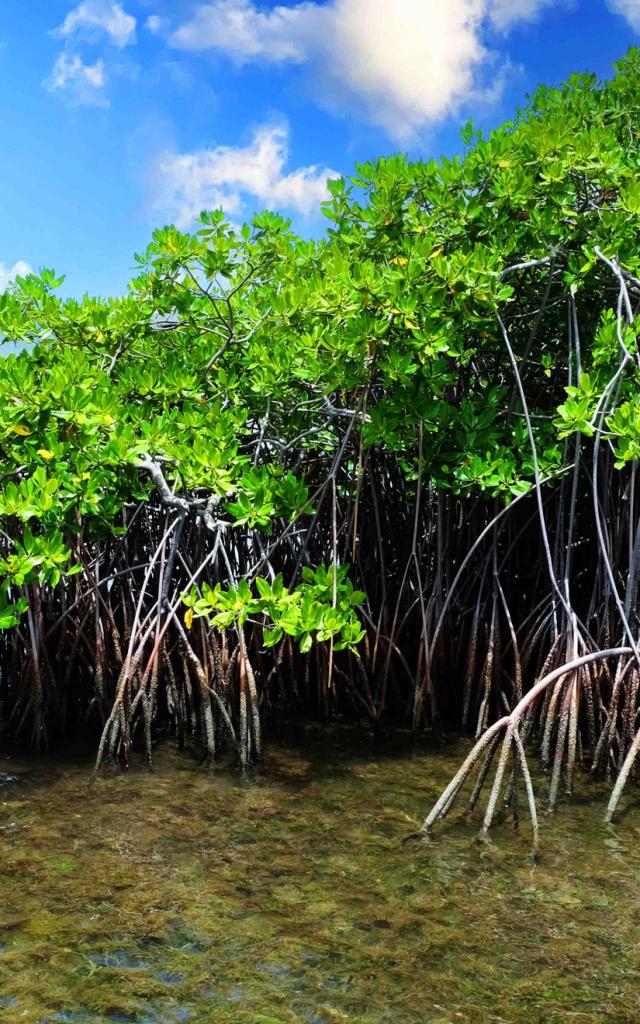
[183,566,366,653]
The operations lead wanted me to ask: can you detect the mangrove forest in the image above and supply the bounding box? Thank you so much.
[2,50,640,856]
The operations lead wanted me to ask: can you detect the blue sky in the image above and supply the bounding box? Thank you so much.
[1,0,639,297]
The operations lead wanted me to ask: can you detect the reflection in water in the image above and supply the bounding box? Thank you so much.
[0,727,639,1023]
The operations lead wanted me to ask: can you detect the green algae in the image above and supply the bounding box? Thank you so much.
[1,729,640,1024]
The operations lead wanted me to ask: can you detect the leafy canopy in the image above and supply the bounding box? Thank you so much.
[1,50,640,636]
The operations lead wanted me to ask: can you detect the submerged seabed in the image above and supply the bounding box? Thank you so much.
[0,727,639,1024]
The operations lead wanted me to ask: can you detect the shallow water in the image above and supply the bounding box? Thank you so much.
[1,727,639,1024]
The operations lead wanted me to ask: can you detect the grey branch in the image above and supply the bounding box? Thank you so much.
[499,256,553,279]
[135,457,191,512]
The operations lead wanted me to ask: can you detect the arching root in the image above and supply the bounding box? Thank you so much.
[422,647,632,850]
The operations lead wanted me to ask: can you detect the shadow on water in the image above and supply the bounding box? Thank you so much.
[1,724,640,1024]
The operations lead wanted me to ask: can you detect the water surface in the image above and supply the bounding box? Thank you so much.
[1,728,639,1023]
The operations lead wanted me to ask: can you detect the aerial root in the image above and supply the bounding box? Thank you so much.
[423,647,632,848]
[605,725,640,823]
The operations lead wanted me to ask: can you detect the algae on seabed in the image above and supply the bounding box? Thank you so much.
[1,726,639,1024]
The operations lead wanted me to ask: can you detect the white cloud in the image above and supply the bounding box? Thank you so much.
[153,122,336,228]
[55,1,137,48]
[171,0,320,61]
[606,0,640,31]
[170,0,559,139]
[172,0,493,138]
[0,261,32,291]
[145,15,169,35]
[44,53,109,106]
[489,0,557,30]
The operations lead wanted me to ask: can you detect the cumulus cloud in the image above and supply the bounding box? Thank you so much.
[170,0,558,139]
[153,122,336,228]
[47,2,136,105]
[172,0,493,138]
[0,261,32,291]
[606,0,640,31]
[54,0,137,47]
[44,53,109,106]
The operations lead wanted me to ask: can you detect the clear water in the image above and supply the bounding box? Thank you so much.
[1,726,639,1024]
